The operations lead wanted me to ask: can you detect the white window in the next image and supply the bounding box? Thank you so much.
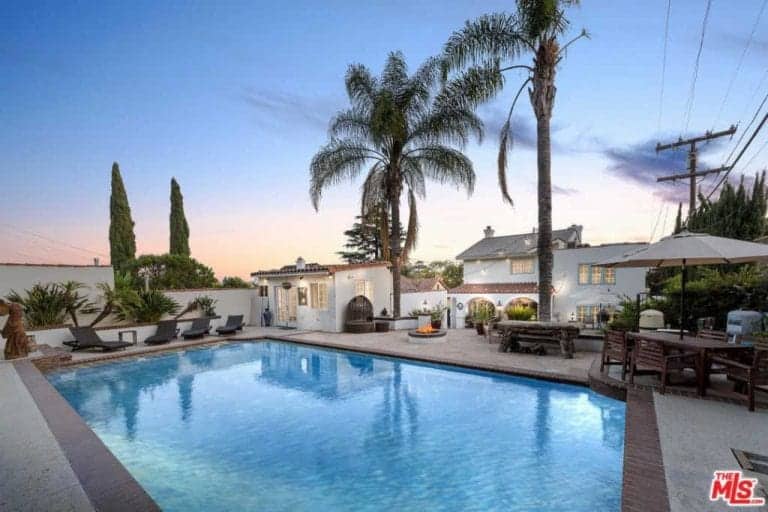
[578,264,590,284]
[310,282,328,310]
[510,258,534,274]
[354,279,373,299]
[604,267,616,285]
[591,265,603,284]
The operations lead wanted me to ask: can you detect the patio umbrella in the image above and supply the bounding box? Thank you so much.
[597,230,768,339]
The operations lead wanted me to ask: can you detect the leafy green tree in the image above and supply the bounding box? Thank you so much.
[440,261,464,289]
[687,172,767,241]
[310,52,481,316]
[128,254,217,289]
[109,162,137,271]
[443,0,587,320]
[673,203,683,234]
[221,276,252,288]
[170,178,191,256]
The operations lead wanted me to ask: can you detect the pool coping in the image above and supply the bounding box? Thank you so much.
[13,359,161,512]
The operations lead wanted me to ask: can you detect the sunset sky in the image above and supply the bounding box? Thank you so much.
[2,1,767,279]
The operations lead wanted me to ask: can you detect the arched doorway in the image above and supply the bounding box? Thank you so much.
[504,297,538,320]
[465,298,495,327]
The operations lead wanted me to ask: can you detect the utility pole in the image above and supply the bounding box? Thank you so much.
[656,125,737,218]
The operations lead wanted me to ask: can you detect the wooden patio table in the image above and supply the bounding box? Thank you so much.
[628,331,751,396]
[496,321,580,359]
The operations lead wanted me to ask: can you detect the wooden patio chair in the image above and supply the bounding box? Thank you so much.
[710,337,768,411]
[697,329,728,342]
[600,330,631,380]
[629,337,698,394]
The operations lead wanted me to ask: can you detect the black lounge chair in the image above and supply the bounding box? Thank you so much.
[182,318,211,339]
[145,320,179,345]
[216,315,244,335]
[66,327,133,352]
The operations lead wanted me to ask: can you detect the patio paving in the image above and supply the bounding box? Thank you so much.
[655,392,768,512]
[0,362,94,512]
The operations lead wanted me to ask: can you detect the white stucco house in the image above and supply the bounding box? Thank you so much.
[251,258,392,332]
[449,225,648,327]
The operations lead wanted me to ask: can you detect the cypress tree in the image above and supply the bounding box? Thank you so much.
[109,162,136,271]
[169,178,190,256]
[673,203,683,234]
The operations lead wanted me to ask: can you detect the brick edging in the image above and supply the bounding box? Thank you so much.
[622,389,670,512]
[14,360,161,512]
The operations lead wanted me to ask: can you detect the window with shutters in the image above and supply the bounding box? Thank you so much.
[310,282,328,310]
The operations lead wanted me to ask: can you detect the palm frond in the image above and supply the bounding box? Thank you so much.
[381,51,409,94]
[402,189,419,262]
[329,107,373,141]
[409,146,475,195]
[310,139,380,210]
[443,13,530,71]
[436,65,505,111]
[497,76,531,206]
[345,64,378,109]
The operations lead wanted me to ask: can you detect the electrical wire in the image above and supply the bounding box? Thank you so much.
[657,0,672,133]
[682,0,712,135]
[0,223,108,259]
[712,0,767,128]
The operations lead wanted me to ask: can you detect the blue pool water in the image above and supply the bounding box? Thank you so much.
[48,340,625,511]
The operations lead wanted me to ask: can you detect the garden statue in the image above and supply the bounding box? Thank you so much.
[1,300,30,360]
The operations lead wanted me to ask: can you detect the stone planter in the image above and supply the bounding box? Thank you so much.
[431,319,442,330]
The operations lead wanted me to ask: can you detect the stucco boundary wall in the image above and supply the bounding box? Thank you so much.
[3,288,257,349]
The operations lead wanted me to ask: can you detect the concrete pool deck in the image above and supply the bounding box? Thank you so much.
[2,326,766,511]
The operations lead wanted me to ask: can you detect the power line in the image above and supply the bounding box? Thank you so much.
[682,0,712,135]
[742,137,768,170]
[657,0,673,133]
[713,0,767,128]
[0,223,108,259]
[725,88,768,165]
[707,109,768,199]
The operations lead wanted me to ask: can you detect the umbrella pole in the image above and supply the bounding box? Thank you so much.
[680,259,687,340]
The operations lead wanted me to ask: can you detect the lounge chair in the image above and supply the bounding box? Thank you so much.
[216,315,244,335]
[182,318,211,339]
[66,327,133,352]
[145,320,178,345]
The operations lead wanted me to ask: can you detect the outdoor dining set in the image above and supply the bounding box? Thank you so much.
[601,328,768,411]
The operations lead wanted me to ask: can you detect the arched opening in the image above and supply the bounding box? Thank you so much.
[504,297,538,321]
[464,298,495,327]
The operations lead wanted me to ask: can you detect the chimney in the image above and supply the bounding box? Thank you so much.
[483,225,495,238]
[93,257,100,266]
[532,227,537,233]
[296,257,306,270]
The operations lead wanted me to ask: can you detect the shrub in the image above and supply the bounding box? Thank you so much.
[7,281,94,328]
[472,303,496,324]
[126,254,217,289]
[221,276,252,288]
[505,305,536,321]
[115,289,180,323]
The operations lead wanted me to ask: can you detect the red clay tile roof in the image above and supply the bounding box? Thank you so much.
[400,276,446,293]
[251,261,390,277]
[448,282,539,294]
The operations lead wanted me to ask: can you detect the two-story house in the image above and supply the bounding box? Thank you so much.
[449,225,648,327]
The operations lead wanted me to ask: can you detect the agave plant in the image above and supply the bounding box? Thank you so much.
[115,289,180,324]
[89,272,140,326]
[7,281,94,328]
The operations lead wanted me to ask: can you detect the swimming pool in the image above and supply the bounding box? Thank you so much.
[48,340,625,511]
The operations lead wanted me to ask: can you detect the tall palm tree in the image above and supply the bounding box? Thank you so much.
[443,1,587,320]
[310,51,484,317]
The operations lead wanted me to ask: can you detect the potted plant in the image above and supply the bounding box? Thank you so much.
[430,306,447,330]
[473,304,494,335]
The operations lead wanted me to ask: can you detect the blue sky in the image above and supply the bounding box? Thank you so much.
[2,1,767,278]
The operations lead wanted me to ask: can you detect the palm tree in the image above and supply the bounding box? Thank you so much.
[310,51,483,317]
[443,1,587,320]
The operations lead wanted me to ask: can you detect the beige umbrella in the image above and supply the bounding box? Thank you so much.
[598,230,768,338]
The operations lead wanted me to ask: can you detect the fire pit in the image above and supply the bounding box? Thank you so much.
[407,324,447,343]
